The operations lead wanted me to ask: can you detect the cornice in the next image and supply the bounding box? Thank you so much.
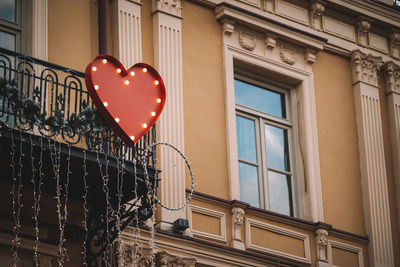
[215,3,326,51]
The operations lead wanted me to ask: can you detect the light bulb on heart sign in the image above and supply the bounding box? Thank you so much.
[85,55,166,146]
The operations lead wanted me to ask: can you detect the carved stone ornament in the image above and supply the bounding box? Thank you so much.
[310,2,325,31]
[358,20,371,47]
[390,31,400,59]
[315,229,328,262]
[351,50,383,87]
[239,32,257,51]
[305,48,317,65]
[280,46,297,65]
[265,32,277,50]
[385,61,400,94]
[120,243,197,267]
[222,19,235,39]
[152,0,182,17]
[232,207,245,241]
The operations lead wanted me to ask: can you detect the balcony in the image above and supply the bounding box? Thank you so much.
[0,47,158,265]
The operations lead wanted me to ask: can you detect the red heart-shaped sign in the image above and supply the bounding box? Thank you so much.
[85,55,166,146]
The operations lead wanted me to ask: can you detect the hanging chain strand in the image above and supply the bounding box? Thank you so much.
[29,132,40,266]
[10,128,19,267]
[82,149,88,267]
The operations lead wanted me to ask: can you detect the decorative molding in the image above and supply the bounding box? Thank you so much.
[323,16,356,42]
[112,0,142,67]
[384,61,400,245]
[276,0,309,25]
[119,244,196,267]
[0,232,58,257]
[305,48,317,65]
[390,30,400,59]
[357,19,371,47]
[385,61,400,94]
[239,32,257,51]
[350,49,383,87]
[310,1,325,31]
[231,207,245,249]
[280,46,297,65]
[222,19,235,39]
[245,218,311,264]
[187,205,227,243]
[315,229,328,262]
[31,0,48,60]
[153,0,186,228]
[237,0,261,8]
[264,32,277,50]
[369,33,388,53]
[327,240,364,267]
[351,49,395,267]
[217,4,325,222]
[152,0,182,18]
[264,0,274,13]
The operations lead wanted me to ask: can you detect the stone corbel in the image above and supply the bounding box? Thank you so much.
[231,206,245,250]
[315,229,329,266]
[385,61,400,95]
[357,17,372,47]
[350,50,383,87]
[305,47,317,66]
[310,1,326,31]
[390,29,400,59]
[222,19,235,40]
[265,32,277,50]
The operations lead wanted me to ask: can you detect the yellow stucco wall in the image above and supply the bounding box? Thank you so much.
[48,0,97,71]
[313,51,366,236]
[182,2,229,199]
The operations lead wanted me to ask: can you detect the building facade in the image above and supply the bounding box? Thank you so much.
[0,0,399,266]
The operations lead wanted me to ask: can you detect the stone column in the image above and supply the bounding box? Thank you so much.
[112,0,142,66]
[384,61,400,241]
[351,50,394,267]
[152,0,186,230]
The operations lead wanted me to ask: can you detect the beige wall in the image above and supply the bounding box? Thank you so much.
[313,51,366,236]
[48,0,97,71]
[182,2,229,200]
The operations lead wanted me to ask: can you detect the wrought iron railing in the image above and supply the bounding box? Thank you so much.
[0,47,156,164]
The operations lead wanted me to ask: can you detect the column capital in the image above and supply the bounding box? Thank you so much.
[385,61,400,95]
[351,50,383,87]
[152,0,182,18]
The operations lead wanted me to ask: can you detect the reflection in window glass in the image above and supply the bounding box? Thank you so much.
[265,124,289,171]
[268,171,292,216]
[0,30,16,51]
[236,115,257,163]
[0,0,16,23]
[239,162,260,208]
[234,79,285,118]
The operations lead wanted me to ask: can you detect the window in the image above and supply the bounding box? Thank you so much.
[235,76,296,216]
[0,0,23,52]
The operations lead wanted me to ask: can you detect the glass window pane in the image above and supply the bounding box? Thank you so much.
[0,0,16,23]
[239,162,260,208]
[236,115,257,163]
[268,171,292,216]
[265,124,289,171]
[234,79,285,118]
[0,30,16,51]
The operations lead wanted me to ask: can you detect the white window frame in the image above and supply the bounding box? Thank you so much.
[234,72,301,216]
[222,44,323,222]
[0,0,24,52]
